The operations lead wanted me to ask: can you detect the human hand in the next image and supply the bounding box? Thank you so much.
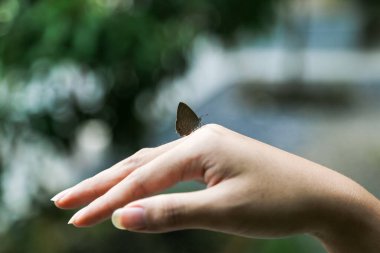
[52,124,380,252]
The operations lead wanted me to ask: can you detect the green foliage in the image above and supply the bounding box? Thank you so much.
[1,0,277,69]
[0,0,278,146]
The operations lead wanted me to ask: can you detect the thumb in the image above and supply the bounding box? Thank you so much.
[111,190,217,233]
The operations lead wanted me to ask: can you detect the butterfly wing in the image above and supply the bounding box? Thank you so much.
[176,102,201,136]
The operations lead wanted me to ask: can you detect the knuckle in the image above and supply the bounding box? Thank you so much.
[159,199,183,228]
[127,172,148,199]
[145,197,184,231]
[126,156,139,168]
[127,147,153,167]
[137,147,153,155]
[196,124,224,139]
[202,123,224,132]
[189,124,224,153]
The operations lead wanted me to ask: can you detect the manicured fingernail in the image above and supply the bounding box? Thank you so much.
[112,207,146,230]
[68,216,75,225]
[51,188,71,202]
[68,209,86,225]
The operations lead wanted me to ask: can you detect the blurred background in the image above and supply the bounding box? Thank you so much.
[0,0,379,252]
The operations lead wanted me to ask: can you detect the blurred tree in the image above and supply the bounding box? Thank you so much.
[355,0,380,48]
[0,0,278,147]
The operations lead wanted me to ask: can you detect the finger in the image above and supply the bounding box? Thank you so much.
[54,137,185,209]
[112,185,226,233]
[69,139,205,227]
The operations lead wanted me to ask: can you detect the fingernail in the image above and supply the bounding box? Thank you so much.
[112,207,146,230]
[68,208,86,225]
[68,216,75,225]
[51,188,71,202]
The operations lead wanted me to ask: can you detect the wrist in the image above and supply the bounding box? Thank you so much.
[312,176,380,253]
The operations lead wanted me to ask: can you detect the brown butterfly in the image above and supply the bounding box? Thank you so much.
[176,102,201,137]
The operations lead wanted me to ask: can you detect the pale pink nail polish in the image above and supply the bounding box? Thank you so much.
[68,208,86,225]
[112,207,146,230]
[51,188,71,202]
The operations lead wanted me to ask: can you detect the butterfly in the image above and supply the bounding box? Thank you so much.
[176,102,201,137]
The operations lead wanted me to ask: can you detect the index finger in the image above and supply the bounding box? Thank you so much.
[70,139,205,227]
[54,137,186,209]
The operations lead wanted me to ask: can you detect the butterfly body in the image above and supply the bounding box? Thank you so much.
[176,102,201,136]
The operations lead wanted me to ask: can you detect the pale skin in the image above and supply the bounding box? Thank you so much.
[52,124,380,253]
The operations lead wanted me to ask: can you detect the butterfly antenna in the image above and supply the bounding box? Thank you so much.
[200,113,208,119]
[199,113,208,127]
